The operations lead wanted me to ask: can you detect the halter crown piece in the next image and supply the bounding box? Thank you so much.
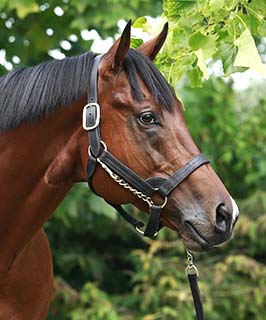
[83,55,206,320]
[83,54,210,238]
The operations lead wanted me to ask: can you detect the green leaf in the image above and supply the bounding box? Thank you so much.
[163,0,197,21]
[246,0,266,16]
[217,37,244,75]
[209,0,225,11]
[133,17,147,28]
[188,67,203,87]
[193,49,209,79]
[130,38,143,48]
[234,29,266,76]
[238,12,261,36]
[189,32,216,58]
[169,53,196,84]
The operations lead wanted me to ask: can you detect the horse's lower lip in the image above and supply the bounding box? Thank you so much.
[184,221,211,249]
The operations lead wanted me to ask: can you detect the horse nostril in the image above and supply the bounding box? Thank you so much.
[215,204,232,233]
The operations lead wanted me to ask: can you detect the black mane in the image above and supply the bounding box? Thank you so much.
[123,49,175,111]
[0,49,174,132]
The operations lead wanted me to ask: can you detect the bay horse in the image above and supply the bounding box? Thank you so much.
[0,21,239,319]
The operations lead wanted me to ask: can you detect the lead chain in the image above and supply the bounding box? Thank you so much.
[97,158,154,208]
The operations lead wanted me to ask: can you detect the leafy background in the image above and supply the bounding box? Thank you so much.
[1,0,266,319]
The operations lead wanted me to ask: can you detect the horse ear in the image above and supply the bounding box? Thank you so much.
[102,20,131,71]
[137,22,168,60]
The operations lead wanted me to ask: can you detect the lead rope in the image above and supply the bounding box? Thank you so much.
[186,250,205,320]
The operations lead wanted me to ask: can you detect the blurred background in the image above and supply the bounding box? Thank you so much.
[1,1,266,319]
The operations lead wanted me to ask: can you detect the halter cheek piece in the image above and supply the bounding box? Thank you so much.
[84,55,210,238]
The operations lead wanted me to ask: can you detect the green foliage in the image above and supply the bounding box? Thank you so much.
[234,28,266,75]
[69,283,120,320]
[129,233,266,320]
[134,0,266,86]
[0,0,162,75]
[183,78,266,197]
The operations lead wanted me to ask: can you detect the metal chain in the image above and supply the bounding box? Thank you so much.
[97,158,154,208]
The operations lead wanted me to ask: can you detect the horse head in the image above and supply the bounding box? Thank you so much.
[74,21,239,252]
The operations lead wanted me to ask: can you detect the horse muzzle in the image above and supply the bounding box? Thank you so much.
[171,197,239,252]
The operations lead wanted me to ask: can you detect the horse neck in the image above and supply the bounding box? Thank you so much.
[0,97,87,269]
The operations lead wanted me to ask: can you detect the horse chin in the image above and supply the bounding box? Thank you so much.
[179,229,212,252]
[180,226,234,252]
[182,237,212,252]
[161,213,212,252]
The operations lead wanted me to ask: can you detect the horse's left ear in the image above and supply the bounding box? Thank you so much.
[102,20,131,71]
[137,22,168,60]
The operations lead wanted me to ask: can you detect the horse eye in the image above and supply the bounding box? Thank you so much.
[138,112,157,125]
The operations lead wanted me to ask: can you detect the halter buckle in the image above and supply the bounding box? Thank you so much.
[82,103,100,131]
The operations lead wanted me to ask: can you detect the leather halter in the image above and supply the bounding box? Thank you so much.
[84,55,210,238]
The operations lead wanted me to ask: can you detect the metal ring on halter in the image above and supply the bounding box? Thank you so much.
[135,226,159,237]
[155,196,168,208]
[88,140,107,157]
[153,188,168,208]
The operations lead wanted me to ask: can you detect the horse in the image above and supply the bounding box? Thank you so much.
[0,21,239,319]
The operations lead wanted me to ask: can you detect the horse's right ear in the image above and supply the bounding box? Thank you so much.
[101,20,131,72]
[137,22,168,60]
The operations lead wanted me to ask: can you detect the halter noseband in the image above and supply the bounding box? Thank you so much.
[83,55,210,238]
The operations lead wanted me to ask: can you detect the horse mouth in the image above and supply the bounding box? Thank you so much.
[184,221,211,251]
